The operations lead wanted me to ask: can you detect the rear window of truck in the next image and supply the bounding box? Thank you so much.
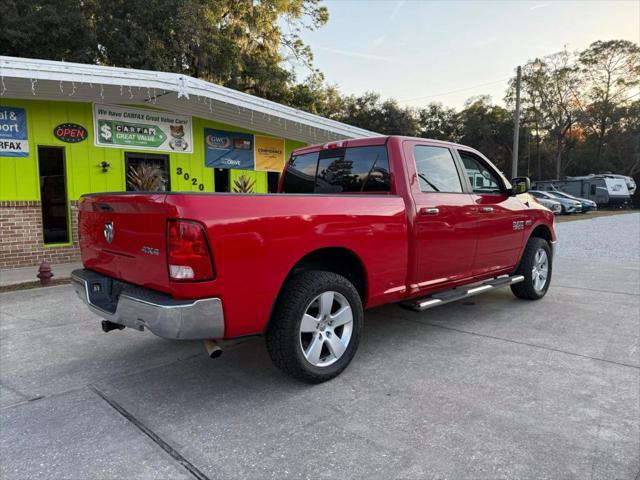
[281,146,391,194]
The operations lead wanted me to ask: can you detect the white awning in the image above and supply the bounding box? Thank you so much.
[0,56,377,144]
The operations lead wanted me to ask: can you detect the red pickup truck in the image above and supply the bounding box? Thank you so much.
[72,136,556,382]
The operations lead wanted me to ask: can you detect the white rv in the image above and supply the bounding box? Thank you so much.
[534,175,631,207]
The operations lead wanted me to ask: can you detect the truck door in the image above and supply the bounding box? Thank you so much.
[456,149,525,275]
[404,142,477,291]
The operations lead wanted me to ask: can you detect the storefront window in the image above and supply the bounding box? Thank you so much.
[125,152,170,191]
[38,146,69,244]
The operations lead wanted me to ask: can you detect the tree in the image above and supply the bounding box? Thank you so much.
[0,0,328,102]
[458,96,513,173]
[337,92,419,136]
[416,103,459,141]
[0,0,98,64]
[515,50,582,179]
[577,40,640,162]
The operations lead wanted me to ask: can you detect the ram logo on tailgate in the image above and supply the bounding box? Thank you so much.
[103,222,114,244]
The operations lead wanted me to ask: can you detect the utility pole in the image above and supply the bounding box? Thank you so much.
[512,65,522,178]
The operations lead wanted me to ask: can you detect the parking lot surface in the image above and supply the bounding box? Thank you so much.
[1,213,639,480]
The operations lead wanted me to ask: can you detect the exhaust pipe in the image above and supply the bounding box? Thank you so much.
[101,320,125,333]
[204,339,222,359]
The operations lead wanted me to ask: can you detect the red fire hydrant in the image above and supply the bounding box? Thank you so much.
[37,262,54,286]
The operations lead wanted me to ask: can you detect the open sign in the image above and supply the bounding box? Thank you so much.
[54,123,88,143]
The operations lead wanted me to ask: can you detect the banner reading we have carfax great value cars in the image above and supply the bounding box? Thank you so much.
[0,106,29,157]
[93,104,193,153]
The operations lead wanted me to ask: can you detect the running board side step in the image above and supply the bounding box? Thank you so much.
[401,275,525,312]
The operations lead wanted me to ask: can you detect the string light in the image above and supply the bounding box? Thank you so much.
[128,86,133,99]
[120,85,123,96]
[59,80,64,94]
[68,80,76,97]
[0,59,6,96]
[99,83,104,100]
[31,78,37,95]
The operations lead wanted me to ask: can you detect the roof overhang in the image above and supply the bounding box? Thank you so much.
[0,56,377,144]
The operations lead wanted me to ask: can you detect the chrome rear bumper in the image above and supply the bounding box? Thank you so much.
[71,269,224,340]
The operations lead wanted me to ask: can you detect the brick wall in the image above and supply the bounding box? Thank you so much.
[0,201,80,269]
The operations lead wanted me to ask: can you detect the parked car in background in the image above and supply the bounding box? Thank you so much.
[530,190,582,214]
[530,194,562,215]
[549,190,597,213]
[71,136,557,383]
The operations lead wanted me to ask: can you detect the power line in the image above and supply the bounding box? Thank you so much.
[399,77,511,103]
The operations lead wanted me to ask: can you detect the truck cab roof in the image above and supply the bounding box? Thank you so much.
[291,135,477,157]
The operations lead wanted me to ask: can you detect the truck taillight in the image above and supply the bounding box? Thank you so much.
[167,220,214,281]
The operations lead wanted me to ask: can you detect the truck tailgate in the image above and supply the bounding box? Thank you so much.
[78,194,173,293]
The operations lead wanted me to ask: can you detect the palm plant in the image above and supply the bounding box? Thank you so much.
[232,174,256,193]
[127,163,166,191]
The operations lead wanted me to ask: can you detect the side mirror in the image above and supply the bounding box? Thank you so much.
[511,177,530,195]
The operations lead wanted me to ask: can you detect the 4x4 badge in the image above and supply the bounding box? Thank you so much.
[104,222,114,244]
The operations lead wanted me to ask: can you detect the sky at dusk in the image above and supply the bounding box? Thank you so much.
[293,0,640,109]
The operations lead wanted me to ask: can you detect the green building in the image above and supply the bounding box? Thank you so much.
[0,56,373,270]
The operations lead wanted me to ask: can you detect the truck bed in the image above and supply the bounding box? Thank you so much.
[78,192,408,336]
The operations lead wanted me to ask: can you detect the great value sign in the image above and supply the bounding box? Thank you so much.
[0,107,29,157]
[93,104,193,153]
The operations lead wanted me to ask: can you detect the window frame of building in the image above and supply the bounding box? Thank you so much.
[124,152,171,192]
[37,145,71,246]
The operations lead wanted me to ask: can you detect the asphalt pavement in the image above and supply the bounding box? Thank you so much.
[1,213,639,480]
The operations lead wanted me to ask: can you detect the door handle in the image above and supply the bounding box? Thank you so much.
[420,207,439,215]
[479,207,494,213]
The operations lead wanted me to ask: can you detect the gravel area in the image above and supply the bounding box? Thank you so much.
[555,212,640,263]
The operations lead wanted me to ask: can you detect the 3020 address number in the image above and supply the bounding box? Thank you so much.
[176,167,205,191]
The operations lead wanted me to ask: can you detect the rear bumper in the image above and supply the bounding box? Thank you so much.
[71,269,224,340]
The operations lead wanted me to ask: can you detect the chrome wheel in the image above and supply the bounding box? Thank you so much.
[299,291,354,367]
[531,248,549,292]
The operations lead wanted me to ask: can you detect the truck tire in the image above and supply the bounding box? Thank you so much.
[266,271,363,383]
[510,237,552,300]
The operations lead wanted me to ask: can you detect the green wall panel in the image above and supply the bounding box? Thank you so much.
[0,98,308,201]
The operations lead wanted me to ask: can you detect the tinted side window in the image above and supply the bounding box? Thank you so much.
[413,146,462,193]
[459,151,502,195]
[316,146,390,193]
[281,152,319,193]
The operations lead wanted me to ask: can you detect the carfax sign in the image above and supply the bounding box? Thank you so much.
[204,128,254,170]
[93,104,193,153]
[0,107,29,157]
